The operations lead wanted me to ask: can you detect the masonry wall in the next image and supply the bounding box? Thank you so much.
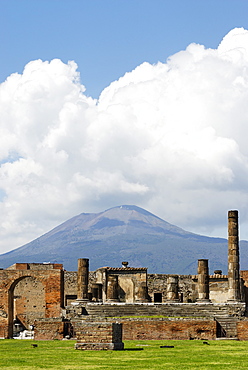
[121,318,217,340]
[74,317,217,341]
[240,271,248,306]
[147,274,198,303]
[64,271,77,305]
[73,321,124,350]
[0,264,64,338]
[34,318,67,340]
[14,277,46,328]
[147,274,229,303]
[209,276,229,303]
[63,271,234,305]
[237,320,248,340]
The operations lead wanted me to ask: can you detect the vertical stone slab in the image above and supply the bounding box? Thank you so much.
[107,275,119,302]
[167,275,179,302]
[197,259,210,302]
[77,258,89,301]
[228,210,241,301]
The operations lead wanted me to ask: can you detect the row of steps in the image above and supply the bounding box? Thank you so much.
[215,316,239,338]
[82,302,246,319]
[66,302,246,339]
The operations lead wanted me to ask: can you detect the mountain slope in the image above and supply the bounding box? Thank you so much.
[0,205,247,274]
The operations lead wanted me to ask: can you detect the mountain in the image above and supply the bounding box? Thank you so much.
[0,205,248,274]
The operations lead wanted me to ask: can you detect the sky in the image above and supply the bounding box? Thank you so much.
[1,0,248,254]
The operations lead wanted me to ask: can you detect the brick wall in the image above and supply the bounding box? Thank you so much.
[34,319,66,340]
[237,320,248,340]
[121,318,216,340]
[73,321,124,350]
[0,265,64,338]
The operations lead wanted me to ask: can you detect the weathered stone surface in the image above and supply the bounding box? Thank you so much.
[121,318,216,340]
[77,259,89,301]
[237,320,248,340]
[197,259,210,302]
[74,322,124,350]
[167,275,179,302]
[34,318,67,340]
[0,263,63,338]
[228,210,241,301]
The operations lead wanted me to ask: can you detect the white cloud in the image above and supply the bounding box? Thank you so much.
[1,29,248,253]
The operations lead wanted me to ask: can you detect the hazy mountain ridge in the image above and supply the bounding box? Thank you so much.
[0,205,248,274]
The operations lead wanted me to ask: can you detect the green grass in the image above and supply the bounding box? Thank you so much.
[1,339,248,369]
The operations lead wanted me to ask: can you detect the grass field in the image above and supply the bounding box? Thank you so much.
[1,339,248,369]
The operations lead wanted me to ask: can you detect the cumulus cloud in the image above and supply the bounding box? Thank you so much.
[1,28,248,252]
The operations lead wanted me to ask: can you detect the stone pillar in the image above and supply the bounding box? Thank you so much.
[136,283,149,302]
[197,259,210,302]
[228,210,241,301]
[91,283,103,302]
[167,275,179,302]
[107,275,119,302]
[77,258,89,301]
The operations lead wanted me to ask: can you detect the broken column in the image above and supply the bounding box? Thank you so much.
[228,210,241,301]
[77,258,89,301]
[197,259,210,302]
[166,275,179,302]
[107,275,119,302]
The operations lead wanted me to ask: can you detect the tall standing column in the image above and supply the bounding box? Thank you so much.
[228,210,241,301]
[197,259,210,302]
[77,258,89,301]
[167,275,179,302]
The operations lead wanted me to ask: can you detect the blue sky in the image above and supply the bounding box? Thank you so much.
[2,0,248,98]
[1,1,248,253]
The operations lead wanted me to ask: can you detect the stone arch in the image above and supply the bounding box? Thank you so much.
[0,265,63,338]
[8,275,46,338]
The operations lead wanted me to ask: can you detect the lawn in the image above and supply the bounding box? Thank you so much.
[1,339,248,369]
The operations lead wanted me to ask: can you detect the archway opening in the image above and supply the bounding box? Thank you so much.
[9,276,45,338]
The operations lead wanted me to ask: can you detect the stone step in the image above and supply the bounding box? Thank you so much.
[215,316,239,338]
[81,302,245,319]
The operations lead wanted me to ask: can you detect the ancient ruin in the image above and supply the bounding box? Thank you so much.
[1,210,248,344]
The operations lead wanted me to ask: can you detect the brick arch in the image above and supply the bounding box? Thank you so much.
[9,275,46,336]
[0,265,63,338]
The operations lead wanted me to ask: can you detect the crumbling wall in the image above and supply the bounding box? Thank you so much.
[14,276,46,328]
[73,321,124,350]
[0,263,64,338]
[121,318,217,340]
[64,271,77,305]
[34,318,67,340]
[209,276,229,303]
[147,274,198,302]
[237,320,248,340]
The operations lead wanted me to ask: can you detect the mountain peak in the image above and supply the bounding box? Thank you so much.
[0,205,246,275]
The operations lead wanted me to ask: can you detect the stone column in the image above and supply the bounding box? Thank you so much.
[167,275,179,302]
[107,275,119,302]
[77,258,89,301]
[197,259,210,302]
[136,283,149,302]
[228,210,241,301]
[91,283,103,302]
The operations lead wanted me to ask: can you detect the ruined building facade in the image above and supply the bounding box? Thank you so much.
[1,210,248,341]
